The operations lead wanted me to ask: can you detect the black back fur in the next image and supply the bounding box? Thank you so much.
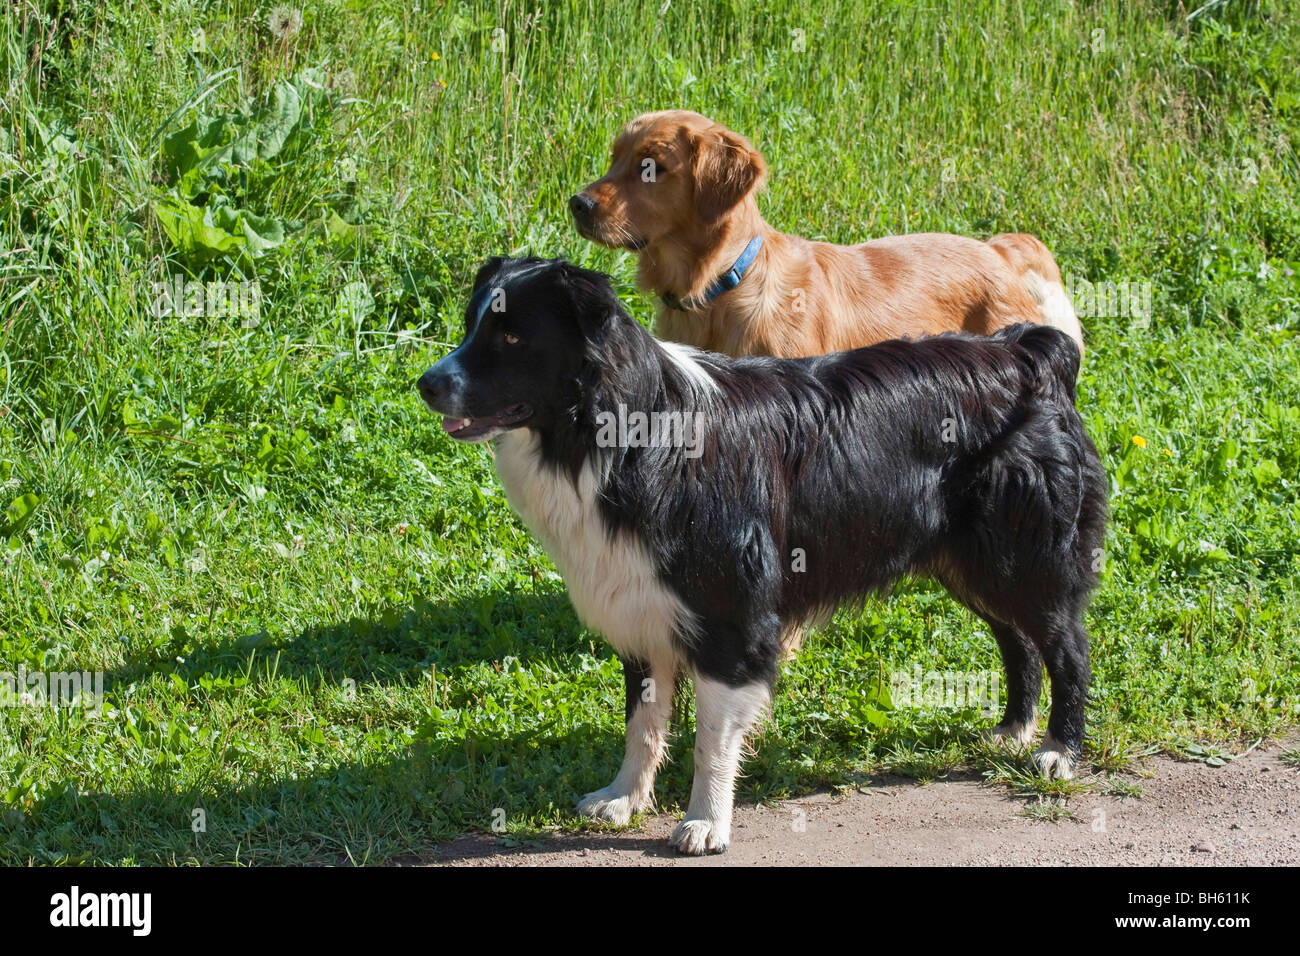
[419,256,1108,766]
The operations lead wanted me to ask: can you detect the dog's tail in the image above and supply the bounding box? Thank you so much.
[987,233,1084,357]
[994,322,1083,404]
[992,322,1105,593]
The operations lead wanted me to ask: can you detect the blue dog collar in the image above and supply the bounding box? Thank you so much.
[660,235,764,312]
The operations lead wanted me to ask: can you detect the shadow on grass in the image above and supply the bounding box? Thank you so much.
[5,726,996,865]
[8,587,1009,864]
[4,588,666,864]
[103,587,588,692]
[3,722,627,865]
[4,681,976,865]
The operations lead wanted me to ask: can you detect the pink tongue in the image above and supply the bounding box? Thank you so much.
[442,416,471,433]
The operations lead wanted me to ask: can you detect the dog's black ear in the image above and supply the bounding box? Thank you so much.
[470,256,508,294]
[464,256,509,328]
[552,260,622,340]
[691,125,767,223]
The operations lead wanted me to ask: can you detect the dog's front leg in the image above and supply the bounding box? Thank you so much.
[670,675,770,855]
[577,655,675,825]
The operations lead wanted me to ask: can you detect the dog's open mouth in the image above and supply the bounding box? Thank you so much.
[441,404,532,441]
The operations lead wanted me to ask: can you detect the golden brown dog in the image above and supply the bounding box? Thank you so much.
[569,110,1082,359]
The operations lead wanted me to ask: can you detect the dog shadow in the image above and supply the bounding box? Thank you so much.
[102,588,587,692]
[7,589,685,864]
[15,589,1003,864]
[5,720,645,865]
[408,831,681,865]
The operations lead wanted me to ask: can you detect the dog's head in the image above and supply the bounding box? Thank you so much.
[569,110,767,250]
[417,257,620,442]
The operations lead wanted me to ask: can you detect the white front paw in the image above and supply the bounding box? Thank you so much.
[576,786,642,825]
[670,817,730,855]
[1032,737,1077,780]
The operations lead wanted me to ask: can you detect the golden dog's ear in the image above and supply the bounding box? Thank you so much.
[690,126,767,223]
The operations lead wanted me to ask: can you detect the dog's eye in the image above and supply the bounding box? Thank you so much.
[504,332,521,346]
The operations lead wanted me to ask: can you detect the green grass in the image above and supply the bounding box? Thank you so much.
[1,0,1298,864]
[1018,798,1076,823]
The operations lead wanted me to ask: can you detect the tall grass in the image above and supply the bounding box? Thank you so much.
[0,0,1297,863]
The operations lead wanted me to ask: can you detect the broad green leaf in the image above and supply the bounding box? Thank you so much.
[212,202,285,257]
[256,80,302,160]
[325,209,361,245]
[153,197,243,263]
[2,493,41,535]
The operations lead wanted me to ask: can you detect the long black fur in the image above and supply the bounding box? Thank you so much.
[420,255,1108,770]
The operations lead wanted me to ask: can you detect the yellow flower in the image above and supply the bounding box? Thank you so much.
[1131,435,1147,448]
[1163,448,1173,457]
[431,52,441,61]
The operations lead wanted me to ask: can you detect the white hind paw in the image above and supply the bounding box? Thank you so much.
[670,818,730,855]
[1032,736,1077,779]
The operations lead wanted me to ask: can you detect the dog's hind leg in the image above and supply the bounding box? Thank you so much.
[1029,618,1091,780]
[577,655,676,825]
[982,621,1042,748]
[670,675,770,855]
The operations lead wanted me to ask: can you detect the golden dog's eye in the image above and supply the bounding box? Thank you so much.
[504,332,520,345]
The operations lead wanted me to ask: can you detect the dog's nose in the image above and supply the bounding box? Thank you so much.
[568,192,596,222]
[417,368,447,408]
[419,356,467,413]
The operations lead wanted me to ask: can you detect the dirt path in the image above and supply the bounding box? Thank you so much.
[427,735,1299,866]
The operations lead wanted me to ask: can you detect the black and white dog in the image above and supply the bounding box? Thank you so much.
[418,256,1107,855]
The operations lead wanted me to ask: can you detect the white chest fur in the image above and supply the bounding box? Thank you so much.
[493,430,693,663]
